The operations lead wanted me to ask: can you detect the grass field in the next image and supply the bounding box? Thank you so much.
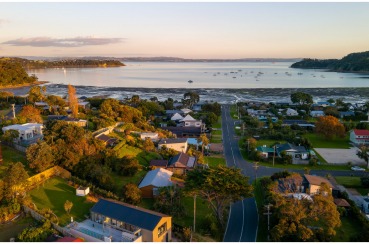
[111,170,147,193]
[204,156,226,168]
[114,143,161,167]
[334,176,369,196]
[0,145,31,178]
[175,196,210,229]
[29,177,95,226]
[332,216,364,242]
[213,117,222,129]
[303,133,351,149]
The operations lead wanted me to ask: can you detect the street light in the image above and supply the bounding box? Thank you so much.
[253,161,259,185]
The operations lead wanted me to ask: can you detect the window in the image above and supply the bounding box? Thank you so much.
[158,223,167,237]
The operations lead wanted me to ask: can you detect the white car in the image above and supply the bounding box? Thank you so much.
[351,166,366,171]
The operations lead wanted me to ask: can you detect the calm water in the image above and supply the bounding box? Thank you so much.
[28,62,369,89]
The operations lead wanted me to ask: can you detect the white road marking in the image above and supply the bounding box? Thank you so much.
[223,203,232,242]
[239,199,245,242]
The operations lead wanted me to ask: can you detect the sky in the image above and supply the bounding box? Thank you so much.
[1,2,369,59]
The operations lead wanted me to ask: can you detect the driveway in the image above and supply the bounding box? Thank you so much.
[314,147,367,165]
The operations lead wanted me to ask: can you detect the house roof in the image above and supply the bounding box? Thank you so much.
[181,108,192,114]
[310,111,325,114]
[2,123,43,132]
[168,152,196,168]
[150,159,168,167]
[90,199,170,231]
[353,129,369,136]
[171,113,184,121]
[96,134,117,143]
[256,146,274,153]
[56,237,84,242]
[276,143,307,154]
[334,198,351,207]
[303,174,333,188]
[165,110,183,115]
[138,168,173,188]
[158,138,188,145]
[181,114,196,122]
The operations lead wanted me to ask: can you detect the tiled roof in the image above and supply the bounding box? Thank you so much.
[303,174,333,188]
[168,152,196,168]
[90,199,169,231]
[353,129,369,136]
[150,159,168,167]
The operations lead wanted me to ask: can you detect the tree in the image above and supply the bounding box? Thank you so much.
[198,133,209,154]
[18,105,43,123]
[1,129,19,144]
[3,162,29,200]
[185,166,253,228]
[64,200,73,215]
[143,138,155,152]
[28,86,46,103]
[122,183,142,205]
[315,115,345,139]
[323,106,339,118]
[26,141,55,173]
[245,137,257,153]
[114,156,142,176]
[183,91,200,108]
[357,146,369,169]
[153,186,185,218]
[68,84,78,118]
[290,92,313,105]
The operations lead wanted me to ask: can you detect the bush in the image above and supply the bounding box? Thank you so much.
[309,157,319,166]
[361,176,369,188]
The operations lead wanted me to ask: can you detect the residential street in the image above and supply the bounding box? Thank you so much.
[221,104,367,242]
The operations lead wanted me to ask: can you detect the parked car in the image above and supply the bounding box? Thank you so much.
[351,166,366,171]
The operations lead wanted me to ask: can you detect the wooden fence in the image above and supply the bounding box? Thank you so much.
[27,166,71,190]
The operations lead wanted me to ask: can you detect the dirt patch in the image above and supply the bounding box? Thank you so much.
[210,143,223,153]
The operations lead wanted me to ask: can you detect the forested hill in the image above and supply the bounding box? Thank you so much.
[291,51,369,72]
[0,57,125,69]
[0,59,38,87]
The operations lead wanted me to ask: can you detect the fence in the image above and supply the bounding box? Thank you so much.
[92,122,124,138]
[27,166,71,190]
[23,205,73,238]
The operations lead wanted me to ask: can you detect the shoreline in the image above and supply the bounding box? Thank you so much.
[0,81,48,90]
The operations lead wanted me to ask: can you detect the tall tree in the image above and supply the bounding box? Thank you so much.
[315,115,345,139]
[153,186,185,218]
[357,146,369,169]
[18,105,43,123]
[68,84,78,118]
[28,86,46,103]
[198,133,209,154]
[3,162,29,200]
[183,91,200,108]
[64,200,73,215]
[122,183,142,205]
[290,92,313,105]
[26,141,55,173]
[185,165,253,228]
[143,138,155,152]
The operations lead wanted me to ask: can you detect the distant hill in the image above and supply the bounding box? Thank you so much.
[1,57,124,69]
[291,51,369,72]
[120,57,301,62]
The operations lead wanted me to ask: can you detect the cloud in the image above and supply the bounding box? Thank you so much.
[2,36,124,47]
[0,19,9,27]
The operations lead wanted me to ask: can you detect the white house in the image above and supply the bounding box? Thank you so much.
[138,168,173,198]
[158,138,188,152]
[179,115,203,128]
[350,129,369,145]
[170,113,184,121]
[2,123,43,141]
[286,108,298,116]
[140,132,159,141]
[76,186,90,196]
[310,111,325,117]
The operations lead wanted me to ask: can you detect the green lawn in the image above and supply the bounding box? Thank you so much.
[210,135,222,143]
[0,145,32,178]
[114,143,161,167]
[230,105,238,119]
[334,176,369,196]
[0,216,34,241]
[111,170,147,193]
[204,156,226,168]
[332,216,364,242]
[303,133,351,149]
[213,117,222,129]
[175,196,210,229]
[212,130,222,135]
[29,177,95,226]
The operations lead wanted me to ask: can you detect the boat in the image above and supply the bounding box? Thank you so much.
[233,77,236,78]
[188,80,193,84]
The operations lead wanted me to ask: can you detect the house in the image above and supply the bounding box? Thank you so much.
[87,199,172,242]
[140,132,159,141]
[170,113,184,121]
[158,138,188,152]
[286,108,298,116]
[350,129,369,145]
[161,126,203,138]
[138,168,173,198]
[96,134,118,147]
[282,120,315,129]
[166,152,196,175]
[333,198,351,209]
[302,174,333,195]
[76,186,90,196]
[180,108,192,114]
[339,111,355,118]
[179,115,203,128]
[310,111,325,117]
[276,143,309,160]
[2,123,43,141]
[256,146,275,159]
[78,101,90,110]
[47,115,87,127]
[150,159,169,169]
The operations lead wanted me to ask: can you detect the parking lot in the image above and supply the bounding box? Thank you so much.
[315,147,367,165]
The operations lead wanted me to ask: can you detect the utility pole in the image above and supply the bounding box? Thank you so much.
[11,104,15,119]
[263,204,273,240]
[253,161,259,185]
[273,145,276,166]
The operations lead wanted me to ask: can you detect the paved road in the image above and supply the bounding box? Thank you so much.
[221,104,367,242]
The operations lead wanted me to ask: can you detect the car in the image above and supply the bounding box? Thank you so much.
[351,166,366,171]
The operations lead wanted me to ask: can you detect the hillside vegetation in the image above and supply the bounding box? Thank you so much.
[0,59,38,87]
[291,50,369,72]
[0,57,124,69]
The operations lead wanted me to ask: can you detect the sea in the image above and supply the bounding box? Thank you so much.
[25,62,369,104]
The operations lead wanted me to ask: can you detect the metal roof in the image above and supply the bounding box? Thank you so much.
[90,199,169,231]
[138,168,173,188]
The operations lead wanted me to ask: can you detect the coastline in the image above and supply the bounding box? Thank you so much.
[0,81,48,95]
